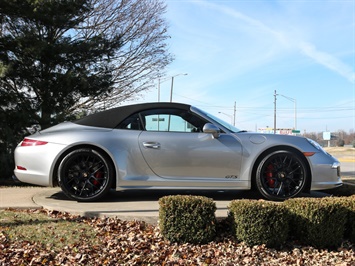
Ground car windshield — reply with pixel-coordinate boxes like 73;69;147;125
192;106;242;133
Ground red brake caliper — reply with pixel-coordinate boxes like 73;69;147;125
266;164;275;188
93;171;103;186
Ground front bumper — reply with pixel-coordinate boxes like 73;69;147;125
310;154;343;190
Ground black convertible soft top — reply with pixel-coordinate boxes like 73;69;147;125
74;102;192;128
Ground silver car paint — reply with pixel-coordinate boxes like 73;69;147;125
14;108;342;192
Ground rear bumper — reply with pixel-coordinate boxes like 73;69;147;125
14;142;66;187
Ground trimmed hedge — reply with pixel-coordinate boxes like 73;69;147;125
229;200;289;248
158;195;217;244
158;195;354;247
329;195;355;243
284;197;347;248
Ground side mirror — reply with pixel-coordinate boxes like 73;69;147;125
203;123;220;138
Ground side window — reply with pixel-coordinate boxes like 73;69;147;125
117;108;207;132
145;114;192;132
142;108;206;132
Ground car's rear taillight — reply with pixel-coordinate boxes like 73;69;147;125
21;138;48;146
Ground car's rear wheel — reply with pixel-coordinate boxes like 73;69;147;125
255;150;308;201
58;148;113;201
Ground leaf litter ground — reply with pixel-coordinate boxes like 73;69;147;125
0;208;354;265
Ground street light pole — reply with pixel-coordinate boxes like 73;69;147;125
170;73;188;102
157;78;161;102
169;76;174;102
279;94;297;130
156;76;172;102
274;90;277;134
219;112;234;125
233;101;236;126
218;102;236;126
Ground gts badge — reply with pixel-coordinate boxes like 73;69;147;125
225;175;238;179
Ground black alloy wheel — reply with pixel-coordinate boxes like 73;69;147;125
255;150;308;201
58;148;113;201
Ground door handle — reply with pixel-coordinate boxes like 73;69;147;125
142;142;161;149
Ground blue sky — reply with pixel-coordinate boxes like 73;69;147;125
138;0;355;133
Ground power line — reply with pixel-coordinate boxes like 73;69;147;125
174;93;354;112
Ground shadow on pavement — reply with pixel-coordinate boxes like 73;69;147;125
47;189;330;203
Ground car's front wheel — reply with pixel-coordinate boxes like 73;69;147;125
255;150;308;201
58;148;113;201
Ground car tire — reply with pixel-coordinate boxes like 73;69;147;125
58;148;114;202
255;149;308;201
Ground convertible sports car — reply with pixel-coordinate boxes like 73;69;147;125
14;102;342;202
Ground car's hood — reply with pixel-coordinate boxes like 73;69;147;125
234;131;305;141
232;131;317;151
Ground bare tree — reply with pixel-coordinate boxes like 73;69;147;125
72;0;173;113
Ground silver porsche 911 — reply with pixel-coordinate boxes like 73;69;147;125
14;102;342;202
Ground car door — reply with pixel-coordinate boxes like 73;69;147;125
137;109;243;179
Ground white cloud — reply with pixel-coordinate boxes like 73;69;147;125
299;42;355;83
199;1;286;44
197;0;355;84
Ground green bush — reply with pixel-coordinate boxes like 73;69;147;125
158;195;217;244
285;197;347;248
228;200;289;248
331;196;355;243
350;196;355;243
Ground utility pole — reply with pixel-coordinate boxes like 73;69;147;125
274;90;277;134
233;101;236;126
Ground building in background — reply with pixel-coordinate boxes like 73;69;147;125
258;127;300;135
